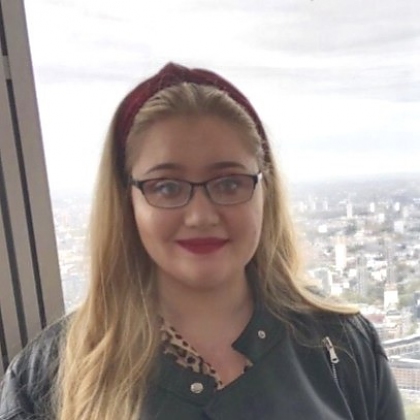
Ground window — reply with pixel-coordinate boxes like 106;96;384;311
24;0;420;415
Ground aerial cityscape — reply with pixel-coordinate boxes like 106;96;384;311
290;173;420;407
51;173;420;413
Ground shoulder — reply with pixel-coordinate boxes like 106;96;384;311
317;311;386;355
284;309;388;379
0;317;68;419
10;316;67;380
290;310;404;419
292;308;378;340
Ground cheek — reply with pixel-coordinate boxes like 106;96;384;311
249;194;265;248
250;210;264;246
250;189;264;231
132;199;181;250
229;198;264;247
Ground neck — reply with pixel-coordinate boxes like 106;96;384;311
157;272;253;340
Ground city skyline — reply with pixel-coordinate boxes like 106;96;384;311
53;172;420;404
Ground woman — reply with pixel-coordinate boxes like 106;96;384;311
0;63;404;419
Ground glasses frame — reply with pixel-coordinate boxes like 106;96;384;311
129;172;263;209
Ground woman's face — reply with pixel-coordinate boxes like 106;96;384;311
130;115;264;292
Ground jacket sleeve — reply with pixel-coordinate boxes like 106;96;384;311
375;351;405;420
0;363;36;420
373;332;405;419
0;320;64;420
356;315;406;420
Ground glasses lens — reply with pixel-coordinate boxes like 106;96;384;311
142;179;190;208
208;175;255;204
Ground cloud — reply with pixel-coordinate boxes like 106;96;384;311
25;0;420;103
24;0;420;185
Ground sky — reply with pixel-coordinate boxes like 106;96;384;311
23;0;420;193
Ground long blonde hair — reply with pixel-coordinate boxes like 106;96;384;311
56;82;356;420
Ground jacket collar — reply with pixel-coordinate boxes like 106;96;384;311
231;300;286;363
152;299;287;404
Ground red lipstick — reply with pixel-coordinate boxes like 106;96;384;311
176;238;228;254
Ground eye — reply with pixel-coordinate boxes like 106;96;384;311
212;176;244;194
145;180;184;197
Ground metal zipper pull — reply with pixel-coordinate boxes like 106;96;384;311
322;336;340;364
323;336;340;385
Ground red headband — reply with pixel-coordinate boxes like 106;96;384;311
114;63;268;149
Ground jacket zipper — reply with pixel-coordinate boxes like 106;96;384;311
322;336;340;385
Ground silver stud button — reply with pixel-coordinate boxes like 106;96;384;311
258;330;266;339
190;382;204;394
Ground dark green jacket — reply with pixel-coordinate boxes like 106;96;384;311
0;305;405;419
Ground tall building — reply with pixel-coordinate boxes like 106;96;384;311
313;268;332;296
346;202;353;219
356;255;368;298
386;241;396;285
376;213;386;224
393;220;405;234
335;236;347;271
384;284;399;311
384;241;399;311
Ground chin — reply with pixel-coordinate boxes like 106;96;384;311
177;266;240;290
157;258;246;290
185;278;231;292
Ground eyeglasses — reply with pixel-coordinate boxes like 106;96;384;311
129;172;262;209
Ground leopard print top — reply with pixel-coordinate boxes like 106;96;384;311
160;319;253;390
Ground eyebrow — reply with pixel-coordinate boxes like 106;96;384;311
208;161;248;171
144;161;248;175
144;163;183;174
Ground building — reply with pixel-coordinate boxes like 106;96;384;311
384;284;399;311
385;335;420;392
312;268;332;295
390;359;420;391
356;255;368;298
346;202;353;219
335;236;347;271
394;220;405;234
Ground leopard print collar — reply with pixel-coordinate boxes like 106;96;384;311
160;319;253;390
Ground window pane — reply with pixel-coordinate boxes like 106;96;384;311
25;0;420;414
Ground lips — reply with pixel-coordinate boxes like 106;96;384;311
176;237;229;254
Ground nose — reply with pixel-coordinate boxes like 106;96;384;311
183;186;220;228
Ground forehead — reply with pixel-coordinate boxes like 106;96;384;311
131;116;258;175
